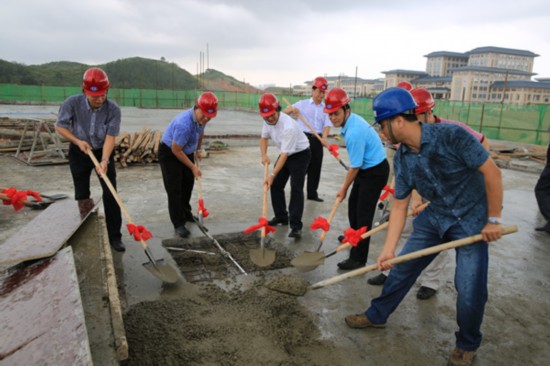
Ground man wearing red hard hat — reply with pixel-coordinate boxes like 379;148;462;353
158;92;218;238
55;67;125;252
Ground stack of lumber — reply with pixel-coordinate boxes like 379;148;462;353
114;128;161;167
490;143;548;165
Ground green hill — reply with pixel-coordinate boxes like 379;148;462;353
0;57;259;92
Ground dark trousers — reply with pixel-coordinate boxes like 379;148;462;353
535;161;550;221
305;133;324;199
68;143;122;242
271;148;311;230
158;142;195;228
348;159;390;263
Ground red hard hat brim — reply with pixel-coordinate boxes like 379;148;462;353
202;110;217;118
84;89;107;97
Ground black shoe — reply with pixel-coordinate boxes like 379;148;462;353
535;222;550;232
367;273;387;286
308;196;324;202
268;217;288;226
175;225;190;238
110;239;126;252
416;286;437;300
288;229;302;238
337;258;365;270
338;235;345;243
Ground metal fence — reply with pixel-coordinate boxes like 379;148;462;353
1;83;548;146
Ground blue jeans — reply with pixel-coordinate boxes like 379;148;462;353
365;212;489;351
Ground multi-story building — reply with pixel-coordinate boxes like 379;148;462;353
382;46;550;104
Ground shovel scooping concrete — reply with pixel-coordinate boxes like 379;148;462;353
249;163;276;267
291;197;342;272
292;202;430;272
88;151;180;283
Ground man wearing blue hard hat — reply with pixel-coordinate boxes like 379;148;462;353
344;87;504;366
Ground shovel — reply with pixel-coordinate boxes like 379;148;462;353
311;225;519;289
291;197;342;272
249;163;276;267
0;192;52;210
291;202;430;272
87;151;180;283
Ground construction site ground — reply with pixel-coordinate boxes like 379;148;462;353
1;105;549;365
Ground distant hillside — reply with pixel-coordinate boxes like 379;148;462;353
0;57;259;93
200;69;261;93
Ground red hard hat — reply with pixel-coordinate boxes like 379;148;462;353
258;93;280;117
323;88;350;113
196;92;218;118
410;88;435;114
82;67;110;96
313;77;328;91
396;81;412;91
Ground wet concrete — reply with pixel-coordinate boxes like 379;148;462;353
1;106;550;365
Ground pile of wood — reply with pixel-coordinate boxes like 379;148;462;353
490;143;548;165
114;128;161;167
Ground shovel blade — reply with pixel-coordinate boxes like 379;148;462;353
143;259;181;283
291;251;326;272
249;247;276;267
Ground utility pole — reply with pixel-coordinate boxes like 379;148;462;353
207;43;209;70
353;66;358;98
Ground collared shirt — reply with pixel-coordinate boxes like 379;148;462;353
292;98;333;134
434;115;485;143
394;123;490;237
161;108;205;155
56;94;121;149
261;112;310;155
341;113;386;170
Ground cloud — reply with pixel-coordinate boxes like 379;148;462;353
1;0;549;86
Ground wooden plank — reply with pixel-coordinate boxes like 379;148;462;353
0;246;92;365
0;198;100;266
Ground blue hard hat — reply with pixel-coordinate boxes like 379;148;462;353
372;87;418;123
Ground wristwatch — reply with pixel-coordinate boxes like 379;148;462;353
488;217;501;224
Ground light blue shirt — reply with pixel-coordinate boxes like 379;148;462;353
161;108;204;155
341;113;386;169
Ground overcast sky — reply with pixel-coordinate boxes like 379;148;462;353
2;0;549;87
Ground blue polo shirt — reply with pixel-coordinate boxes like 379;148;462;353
341;113;386;169
161;108;204;155
394;123;490;236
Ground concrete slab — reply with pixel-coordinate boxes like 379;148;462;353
1;108;549;365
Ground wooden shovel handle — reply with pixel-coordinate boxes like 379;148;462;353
87;150;147;250
261;162;269;239
319;198;342;242
282;97;349;170
312;225;518;289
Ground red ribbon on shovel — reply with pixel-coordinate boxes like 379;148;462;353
198;198;209;218
310;216;330;232
244;217;276;235
328;144;340;158
341;226;368;247
1;187;42;211
379;185;395;201
127;223;153;241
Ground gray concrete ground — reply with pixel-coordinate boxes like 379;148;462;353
1;106;550;365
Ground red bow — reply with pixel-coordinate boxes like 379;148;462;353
198;198;209;218
1;187;42;212
127;223;153;242
341;226;368;247
310;216;330;232
243;217;276;235
379;185;395;201
328;144;340;158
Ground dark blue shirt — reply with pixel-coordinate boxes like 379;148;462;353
161;108;204;155
56;94;121;149
394;123;490;237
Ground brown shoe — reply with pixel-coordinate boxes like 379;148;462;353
344;313;386;329
448;347;477;366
